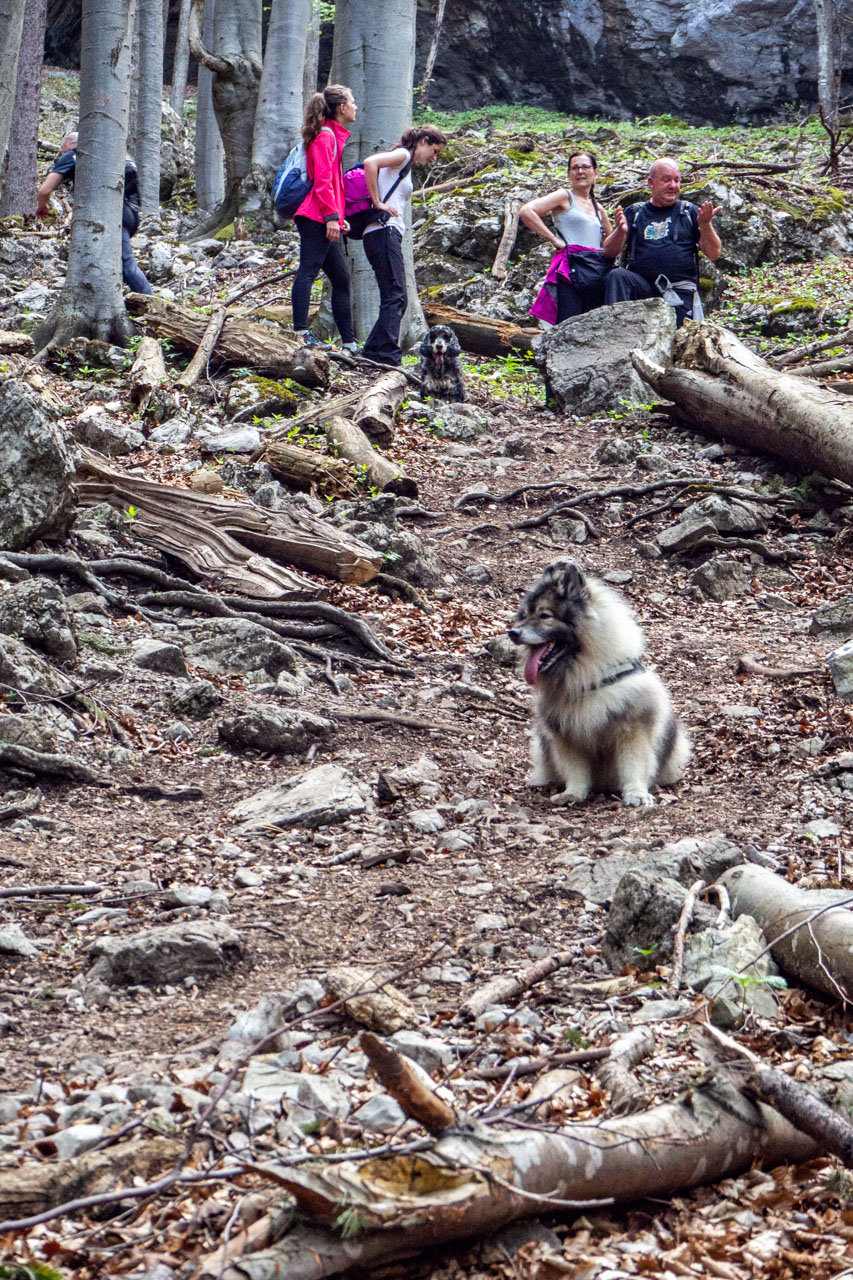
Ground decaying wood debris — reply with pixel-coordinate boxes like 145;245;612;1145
76;447;382;591
125;293;329;387
632;322;853;486
353;370;408;447
264;439;359;495
423;301;538;357
128;335;168;410
0;1137;181;1220
323;415;416;497
491;197;522;281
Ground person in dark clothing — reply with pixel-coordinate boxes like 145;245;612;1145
603;157;721;326
360;126;446;367
36;132;153;295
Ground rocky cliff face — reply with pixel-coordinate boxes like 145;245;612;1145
417;0;852;123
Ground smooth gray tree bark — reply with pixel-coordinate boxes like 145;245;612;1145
330;0;425;348
169;0;192;114
136;0;164;211
35;0;136;349
0;0;47;216
194;0;225;212
188;0;262;230
0;0;27;201
815;0;842;128
302;0;319;106
252;0;311;183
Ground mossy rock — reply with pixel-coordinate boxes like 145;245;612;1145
810;186;848;221
226;374;302;418
503;147;545;165
768;296;818;315
214;221;235;240
616;189;647;207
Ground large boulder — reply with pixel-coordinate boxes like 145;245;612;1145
0;580;77;662
0;380;77;549
87;921;243;987
534;299;676;414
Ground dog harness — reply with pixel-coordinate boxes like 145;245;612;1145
587;658;645;692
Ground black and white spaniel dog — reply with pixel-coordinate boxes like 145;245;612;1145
417;325;465;402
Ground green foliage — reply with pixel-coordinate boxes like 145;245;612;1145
563;1027;590;1048
0;1265;66;1280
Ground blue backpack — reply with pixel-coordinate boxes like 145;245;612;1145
272;127;336;219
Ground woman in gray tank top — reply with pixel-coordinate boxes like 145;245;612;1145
522;151;623;322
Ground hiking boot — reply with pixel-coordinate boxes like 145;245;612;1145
298;330;328;349
341;341;360;355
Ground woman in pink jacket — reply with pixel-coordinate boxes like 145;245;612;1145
292;84;358;352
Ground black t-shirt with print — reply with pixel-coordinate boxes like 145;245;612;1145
625;200;699;285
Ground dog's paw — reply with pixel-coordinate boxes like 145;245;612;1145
551;787;588;806
526;771;551;788
622;790;655;808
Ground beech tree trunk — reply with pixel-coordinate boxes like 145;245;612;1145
34;0;136;349
815;0;841;129
632;322;853;487
252;0;311;186
136;0;164;211
302;0;319;106
188;0;262;231
330;0;425;349
216;1090;818;1280
0;0;27;202
0;0;46;216
194;0;225;212
719;864;853;1002
168;0;192;114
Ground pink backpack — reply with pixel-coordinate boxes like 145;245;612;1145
343;154;412;240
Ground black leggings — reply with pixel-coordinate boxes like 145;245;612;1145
555;274;606;322
292;216;355;342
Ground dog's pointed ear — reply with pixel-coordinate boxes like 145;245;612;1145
548;558;586;603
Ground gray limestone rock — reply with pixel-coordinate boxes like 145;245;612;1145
602;869;715;971
169;680;224;720
218;706;333;754
197;426;262;455
389;1030;455;1073
690;557;752;602
0;634;75;696
0;380;77;550
230;763;372;832
73;406;145;455
827;639;853;701
183;619;300;683
87;921;243;986
682;913;781;1019
352;1093;406;1132
0;579;77;662
685;495;768;535
534;299;675;414
811;597;853;637
656;513;717;553
131;638;188;676
54;1123;107;1160
0;924;40;957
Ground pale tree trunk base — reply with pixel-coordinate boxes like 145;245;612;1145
34;298;134;353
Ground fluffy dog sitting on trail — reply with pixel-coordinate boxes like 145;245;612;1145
417;325;465;401
509;559;690;807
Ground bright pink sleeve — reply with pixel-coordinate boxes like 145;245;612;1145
308;130;340;221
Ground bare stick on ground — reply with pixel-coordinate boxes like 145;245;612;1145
458;950;574;1021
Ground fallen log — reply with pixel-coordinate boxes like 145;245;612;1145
323;415;417;497
0;1136;181;1221
265;440;358;495
422;301;539;357
719;864;853;1001
125;293;329;388
631;322;853;487
361;1032;456;1133
219;1086;818;1280
129;335;168;411
354;371;408;447
77;449;382;588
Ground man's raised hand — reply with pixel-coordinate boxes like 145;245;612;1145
697;200;722;229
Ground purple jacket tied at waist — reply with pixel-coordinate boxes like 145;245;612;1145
530;245;606;324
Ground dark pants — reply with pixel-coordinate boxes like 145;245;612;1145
555;274;606;322
122;228;152;294
604;267;693;327
292;216;354;342
363;227;406;365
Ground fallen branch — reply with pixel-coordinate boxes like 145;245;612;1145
596;1027;656;1115
354;371;408;448
668;879;705;996
458;950;574;1021
173;304;227;388
491;198;521;281
470;1047;610;1081
774;324;853;368
323;414;415;497
790;352;853;378
129;335;167;410
0;882;103;899
736;654;822;678
361;1032;456;1133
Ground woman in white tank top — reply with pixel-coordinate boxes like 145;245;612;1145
360;126;447;366
521;151;624;322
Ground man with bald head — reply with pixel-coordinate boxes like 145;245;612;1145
604;157;720;326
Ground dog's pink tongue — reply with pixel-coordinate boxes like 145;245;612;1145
524;644;548;686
